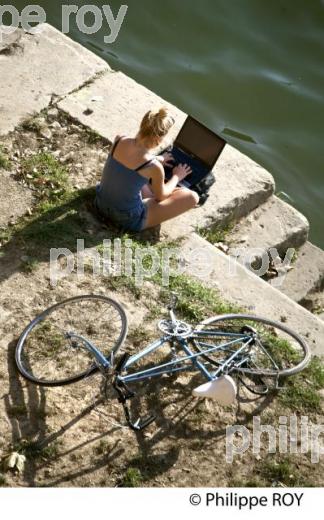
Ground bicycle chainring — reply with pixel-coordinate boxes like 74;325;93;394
158;319;192;338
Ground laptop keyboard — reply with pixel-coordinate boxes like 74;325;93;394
163;147;210;188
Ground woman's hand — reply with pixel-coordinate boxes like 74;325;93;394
156;152;174;167
172;163;192;182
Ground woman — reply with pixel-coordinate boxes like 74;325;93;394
95;107;199;232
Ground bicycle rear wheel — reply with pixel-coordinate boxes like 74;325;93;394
193;314;311;377
16;295;128;386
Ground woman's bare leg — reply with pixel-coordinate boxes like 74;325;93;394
142;188;199;229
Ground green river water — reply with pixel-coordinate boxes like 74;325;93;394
9;1;324;247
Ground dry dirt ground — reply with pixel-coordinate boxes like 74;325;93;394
0;110;323;488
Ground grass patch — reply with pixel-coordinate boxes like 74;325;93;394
14;440;61;461
97;235;239;321
258;456;310;486
20;152;69;204
0;187;95;256
20;256;39;274
0;144;10;169
0;226;12;245
120;467;143;487
197;222;233;244
260;332;301;371
97;234;239;321
105;274;143;299
145;304;163;321
291;249;298;264
85;128;106;145
160;274;239;322
128;326;153;348
279;356;324;413
19;115;43;133
231;455;312;487
94;439;111;456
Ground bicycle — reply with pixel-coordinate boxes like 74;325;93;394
15;294;311;431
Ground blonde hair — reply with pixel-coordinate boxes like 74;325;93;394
138;108;175;140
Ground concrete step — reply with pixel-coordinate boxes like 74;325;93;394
269;241;324;303
162;145;274;239
181;233;324;356
58;70;275;238
299;289;324;321
227;195;309;269
58;70;187;144
0;24;108;136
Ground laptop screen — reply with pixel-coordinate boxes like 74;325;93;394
174;116;226;170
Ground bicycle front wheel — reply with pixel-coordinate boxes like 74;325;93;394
16;295;128;386
193;314;311;377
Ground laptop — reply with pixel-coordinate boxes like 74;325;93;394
163;116;226;190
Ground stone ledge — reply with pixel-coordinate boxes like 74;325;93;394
0;24;109;136
269;241;324;302
162;147;274;239
58;70;187;143
181;233;324;355
301;290;324;321
227;195;309;267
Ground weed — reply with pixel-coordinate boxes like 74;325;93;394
230;477;261;487
85;128;106;145
20;257;39;274
4;188;93;257
94;439;110;456
15;440;60;461
258;456;310;486
0;226;12;245
145;304;163;321
19;115;43;133
120;467;143;487
291;249;298;264
279;356;324;413
0;145;10;169
197;222;233;244
105;274;142;299
20;152;69;203
160;274;239;322
128;326;152;348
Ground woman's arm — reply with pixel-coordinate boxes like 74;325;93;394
150;162;192;202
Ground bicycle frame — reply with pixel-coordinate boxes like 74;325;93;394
70;329;254;384
119;333;253;383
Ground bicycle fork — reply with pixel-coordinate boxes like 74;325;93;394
112;353;156;431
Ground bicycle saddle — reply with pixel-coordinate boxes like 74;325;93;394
192;375;237;405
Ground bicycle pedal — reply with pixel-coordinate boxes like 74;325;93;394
131;415;156;431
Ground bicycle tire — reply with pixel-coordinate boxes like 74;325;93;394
15;294;128;386
193;314;311;377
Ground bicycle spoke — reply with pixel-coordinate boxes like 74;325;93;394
16;295;127;385
194;314;310;377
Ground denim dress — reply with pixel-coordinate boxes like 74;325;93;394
96;138;155;232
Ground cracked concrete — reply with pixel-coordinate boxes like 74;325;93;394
0;24;109;136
